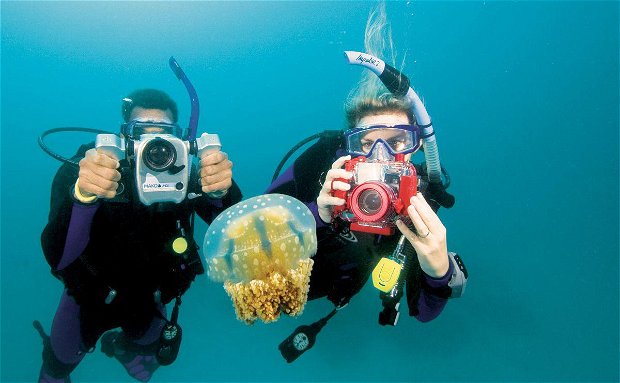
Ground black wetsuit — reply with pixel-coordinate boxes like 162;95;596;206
40;143;242;378
266;136;454;320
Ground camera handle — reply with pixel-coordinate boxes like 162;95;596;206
185;132;225;199
95;134;126;161
193;132;221;156
93;134;132;202
330;156;362;217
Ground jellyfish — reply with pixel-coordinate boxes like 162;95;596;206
204;194;317;324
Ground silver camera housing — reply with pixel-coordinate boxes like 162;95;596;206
95;132;220;205
134;134;190;205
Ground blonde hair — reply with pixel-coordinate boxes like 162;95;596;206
345;2;413;129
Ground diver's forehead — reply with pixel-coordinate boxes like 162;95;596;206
357;112;409;127
139;126;168;133
129;107;173;124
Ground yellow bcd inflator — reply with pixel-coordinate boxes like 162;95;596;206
372;235;410;293
372;257;402;292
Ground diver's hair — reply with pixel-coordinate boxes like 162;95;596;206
346;94;414;129
122;88;178;123
344;1;413;129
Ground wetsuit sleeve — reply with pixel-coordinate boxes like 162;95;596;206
193;180;243;224
267;133;347;229
267;165;327;228
266;165;296;195
41;153;100;272
408;260;453;322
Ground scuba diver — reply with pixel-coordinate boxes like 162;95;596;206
268;3;467;363
36;58;242;382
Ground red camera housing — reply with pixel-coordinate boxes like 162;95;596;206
332;155;417;235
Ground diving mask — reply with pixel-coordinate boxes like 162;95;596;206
345;124;421;160
121;120;184;140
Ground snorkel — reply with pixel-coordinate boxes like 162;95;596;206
168;56;220;160
169;56;199;142
344;51;442;185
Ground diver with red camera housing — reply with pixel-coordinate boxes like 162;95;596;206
268;4;467;363
270;55;467;361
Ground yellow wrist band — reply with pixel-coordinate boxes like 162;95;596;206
74;181;98;203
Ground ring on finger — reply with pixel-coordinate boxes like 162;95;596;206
418;230;430;238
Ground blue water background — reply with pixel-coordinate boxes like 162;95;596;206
1;1;618;382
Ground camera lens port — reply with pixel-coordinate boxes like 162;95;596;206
349;182;395;222
143;138;177;172
358;189;383;215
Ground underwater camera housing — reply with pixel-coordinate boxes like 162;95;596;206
95;132;220;205
332;155;417;235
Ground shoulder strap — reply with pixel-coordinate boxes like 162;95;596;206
292;134;343;202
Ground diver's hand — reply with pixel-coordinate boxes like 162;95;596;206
199;149;233;198
316;155;352;223
395;192;450;278
77;148;121;199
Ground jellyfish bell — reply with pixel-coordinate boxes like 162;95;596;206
203;194;317;324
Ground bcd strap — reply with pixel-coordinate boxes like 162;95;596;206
292;133;344;203
156;297;183;366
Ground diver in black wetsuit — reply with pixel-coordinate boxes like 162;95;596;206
269;98;467;363
269;3;467;363
37;88;242;382
267;124;461;321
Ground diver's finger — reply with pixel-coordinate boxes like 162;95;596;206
331;155;351;169
411;193;444;234
405;203;431;239
202;179;232;194
80;160;121;184
330;180;351;192
77;176;117;199
91;149;120;168
82;152;120;179
111;170;122;182
201;159;233;177
323;169;353;187
76;177;97;198
317;195;346;207
79;170;118;195
201;169;233;187
89;165;121;183
395;220;418;243
200;150;226;166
